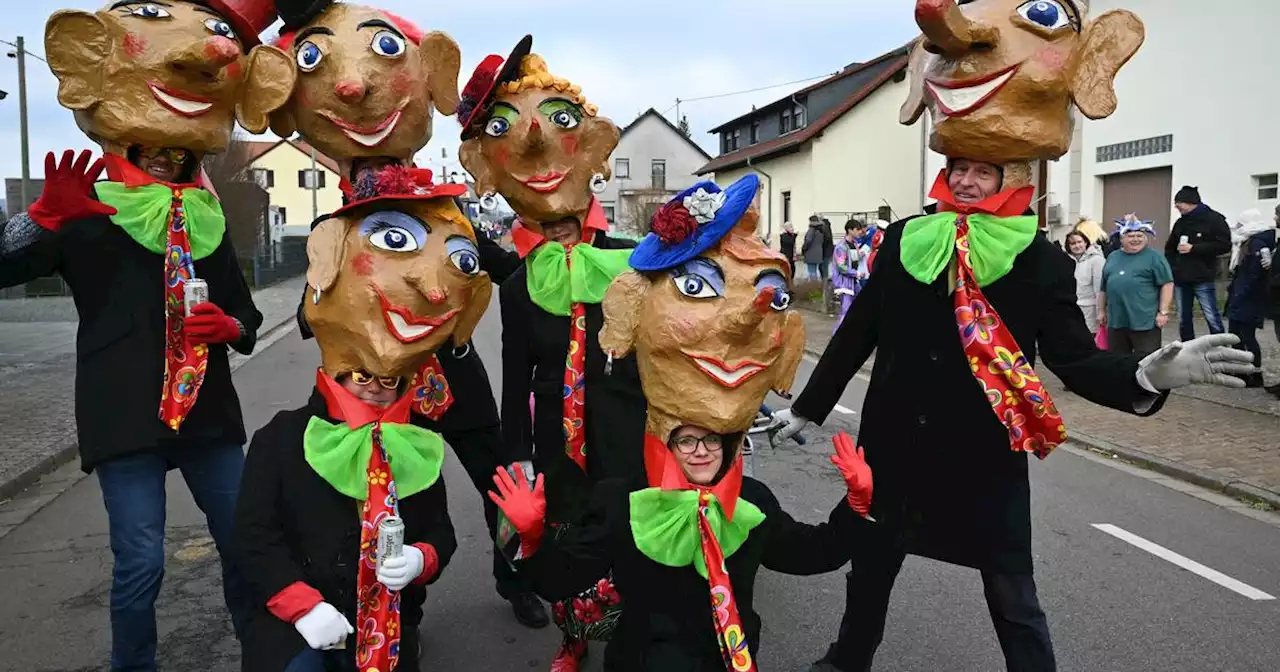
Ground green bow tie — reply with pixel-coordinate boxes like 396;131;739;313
629;488;766;579
899;212;1039;288
526;242;634;316
94;182;226;260
303;417;444;501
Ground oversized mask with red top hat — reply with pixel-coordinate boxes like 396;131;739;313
269;0;462;183
43;0;295;158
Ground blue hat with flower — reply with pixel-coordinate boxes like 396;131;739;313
629;174;760;272
1114;214;1156;237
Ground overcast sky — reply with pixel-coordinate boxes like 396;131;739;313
0;0;920;185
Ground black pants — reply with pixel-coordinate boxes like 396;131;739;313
1107;327;1162;358
444;424;531;597
829;549;1056;672
1229;320;1263;369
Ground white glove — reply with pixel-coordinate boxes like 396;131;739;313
294;602;354;650
377;544;425;592
773;408;810;441
1135;334;1259;392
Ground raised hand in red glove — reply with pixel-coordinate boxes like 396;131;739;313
488;465;546;557
185;303;242;345
830;431;873;517
28;150;117;232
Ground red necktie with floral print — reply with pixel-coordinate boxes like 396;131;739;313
407;355;455;420
562;245;588;471
356;426;401;672
952;216;1066;458
159;189;208;430
697;489;758;672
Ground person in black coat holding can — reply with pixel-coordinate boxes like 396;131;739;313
1166;185;1232;341
776;3;1258;671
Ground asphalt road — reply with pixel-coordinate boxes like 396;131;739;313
1;302;1278;671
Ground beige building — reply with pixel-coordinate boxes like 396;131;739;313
697;45;923;250
243;139;343;233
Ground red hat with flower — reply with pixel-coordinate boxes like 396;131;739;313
330;165;467;219
457;34;533;139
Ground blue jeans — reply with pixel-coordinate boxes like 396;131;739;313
1175;282;1224;341
97;443;248;671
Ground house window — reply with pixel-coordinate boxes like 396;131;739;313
1255;173;1278;200
277;207;287;223
252;168;274;188
792;103;806;129
780;109;792;134
615;158;630;179
782;190;792;224
749;121;759;145
651;159;666;191
298;169;326;189
603;204;616;223
725;129;741;152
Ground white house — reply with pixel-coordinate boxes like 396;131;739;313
697;45;922;248
599;108;713;236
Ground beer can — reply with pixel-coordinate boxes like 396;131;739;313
1179;235;1190;247
377;516;405;567
1260;248;1273;267
184;279;209;317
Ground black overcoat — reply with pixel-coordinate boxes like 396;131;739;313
793;215;1167;573
521;476;863;671
234;390;457;672
498;234;648;523
0;211;262;471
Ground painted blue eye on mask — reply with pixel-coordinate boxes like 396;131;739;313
755;272;791;312
359;211;429;253
446;236;481;276
670;258;725;299
1018;0;1074;31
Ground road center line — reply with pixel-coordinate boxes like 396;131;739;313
833;404;856;415
1091;523;1276;601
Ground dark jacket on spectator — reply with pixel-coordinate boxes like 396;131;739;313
1166;204;1231;284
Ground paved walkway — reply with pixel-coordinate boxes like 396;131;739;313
0;275;306;501
800;307;1280;507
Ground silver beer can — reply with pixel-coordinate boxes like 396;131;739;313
377;516;405;567
184;278;209;317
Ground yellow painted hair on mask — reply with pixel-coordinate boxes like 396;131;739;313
499;54;599;117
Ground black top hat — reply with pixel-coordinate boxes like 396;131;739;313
274;0;335;33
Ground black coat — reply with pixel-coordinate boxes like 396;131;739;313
779;231;797;261
793;214;1167;573
499;233;648;523
521;476;862;671
234;390;457;672
1165;205;1231;284
1227;230;1276;326
0;212;262;471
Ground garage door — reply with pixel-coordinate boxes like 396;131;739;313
1101;167;1174;240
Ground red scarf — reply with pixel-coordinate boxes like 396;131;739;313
931;171;1065;458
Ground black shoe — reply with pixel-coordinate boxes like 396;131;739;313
1266;383;1280;398
508;591;549;628
1245;373;1265;389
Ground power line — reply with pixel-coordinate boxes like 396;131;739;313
1;39;48;64
679;72;838;104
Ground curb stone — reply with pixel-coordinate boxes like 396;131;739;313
800;346;1280;512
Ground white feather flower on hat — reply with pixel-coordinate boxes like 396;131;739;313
682;188;727;225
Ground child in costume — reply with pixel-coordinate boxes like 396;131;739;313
458;35;647;670
489;175;875;671
773;2;1257;670
270;0;548;627
0;2;294;668
831;220;865;332
234;170;489;672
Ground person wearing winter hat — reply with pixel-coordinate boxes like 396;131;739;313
0;2;295;668
1167;185;1232;341
1225;208;1277;388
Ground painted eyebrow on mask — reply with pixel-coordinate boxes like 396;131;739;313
295;26;334;43
110;0;173;9
356;19;405;40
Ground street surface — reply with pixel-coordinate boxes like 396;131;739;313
1;298;1278;671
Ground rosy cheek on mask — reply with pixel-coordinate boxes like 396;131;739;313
391;69;413;96
351;252;375;276
560;135;579;156
1033;46;1068;73
124;32;147;58
225;61;243;81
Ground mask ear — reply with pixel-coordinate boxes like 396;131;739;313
420;31;461;116
45;10;110;110
771;311;805;396
899;37;930;125
1070;10;1145;120
237;45;297;133
306;218;347;292
581;116;621;178
599;270;649;359
450;280;491;347
458;139;495;195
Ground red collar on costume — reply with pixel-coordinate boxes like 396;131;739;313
511;198;610;258
315;369;413;429
928;168;1034;218
103;153;217;193
643;433;744;520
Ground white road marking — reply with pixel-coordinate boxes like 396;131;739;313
833;404;856;415
1091;523;1276;601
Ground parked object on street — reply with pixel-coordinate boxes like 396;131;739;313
1166;185;1231;341
1099;218;1174;358
1225;208;1276;388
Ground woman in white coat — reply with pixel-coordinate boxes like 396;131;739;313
1066;230;1106;334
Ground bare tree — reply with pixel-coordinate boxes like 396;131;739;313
619;191;666;238
202;137;268;269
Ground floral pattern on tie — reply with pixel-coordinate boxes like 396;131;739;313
159;191;208;430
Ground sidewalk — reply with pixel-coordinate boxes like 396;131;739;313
799;307;1280;509
0;275;307;502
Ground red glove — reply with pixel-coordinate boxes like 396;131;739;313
28;150;117;232
487;465;546;557
185;303;241;345
830;432;873;517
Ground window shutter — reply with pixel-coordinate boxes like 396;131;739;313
267;171;275;188
298;170;306;188
317;171;326;189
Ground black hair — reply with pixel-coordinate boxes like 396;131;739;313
845;219;867;233
127;145;197;182
667;430;745;485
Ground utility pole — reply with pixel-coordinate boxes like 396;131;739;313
309;145;319;222
15;36;30;210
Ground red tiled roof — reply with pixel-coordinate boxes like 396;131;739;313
697;48;910;175
243;138;342;176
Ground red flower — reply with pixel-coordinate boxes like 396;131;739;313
551;601;568;624
595;578;620;606
650;201;698;244
572;596;603;624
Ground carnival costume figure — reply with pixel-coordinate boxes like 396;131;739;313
772;2;1259;670
269;0;548;627
0;1;296;668
457;35;649;670
234;169;488;672
489;174;877;671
